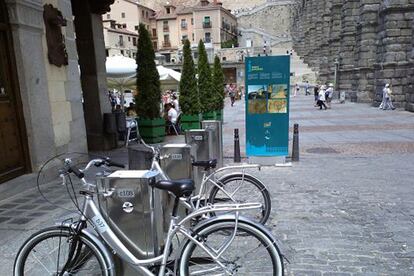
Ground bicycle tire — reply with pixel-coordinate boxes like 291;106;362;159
179;219;284;275
14;226;110;276
208;173;271;225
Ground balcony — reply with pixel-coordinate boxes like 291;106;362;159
162;41;171;48
203;21;212;28
163;26;169;32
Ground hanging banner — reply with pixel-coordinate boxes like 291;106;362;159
245;55;290;157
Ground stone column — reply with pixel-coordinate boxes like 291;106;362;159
5;0;56;170
354;0;380;103
72;0;113;150
374;1;414;109
408;8;414;111
319;0;333;83
328;0;342;89
338;0;360;101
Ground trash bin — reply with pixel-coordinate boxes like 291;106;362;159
97;170;171;275
201;120;223;168
185;129;213;192
128;144;154;170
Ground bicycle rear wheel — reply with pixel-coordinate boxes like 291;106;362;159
179;220;283;275
14;226;110;276
208;173;271;225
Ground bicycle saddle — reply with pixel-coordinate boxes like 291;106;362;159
192;159;217;170
152;179;195;197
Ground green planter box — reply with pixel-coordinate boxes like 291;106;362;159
214;110;223;122
202;111;216;120
181;114;200;131
138;117;165;144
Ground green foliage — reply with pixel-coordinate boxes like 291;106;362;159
197;40;214;113
179;39;200;115
135;24;161;119
221;38;238;49
212;55;225;110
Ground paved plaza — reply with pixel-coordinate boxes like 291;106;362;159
1;95;414;275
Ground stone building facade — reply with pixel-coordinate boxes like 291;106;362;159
291;0;414;111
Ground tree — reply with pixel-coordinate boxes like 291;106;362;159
197;40;214;113
212;55;225;110
179;39;200;115
135;23;161;119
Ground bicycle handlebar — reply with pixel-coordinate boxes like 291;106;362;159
62;157;125;179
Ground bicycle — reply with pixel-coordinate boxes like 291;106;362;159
14;158;284;275
141;139;272;225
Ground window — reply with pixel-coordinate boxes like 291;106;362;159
152;28;157;37
163;21;169;32
205;32;211;43
106;14;110;19
146;11;149;18
105;49;109;57
133;37;137;46
142;10;145;17
119;35;124;46
153;41;157;50
191;18;194;25
181;19;187;29
203;16;211;28
128;36;131;42
164;34;170;42
121;12;125;18
182;35;188;42
192;33;194;41
166;7;170;14
122;23;127;28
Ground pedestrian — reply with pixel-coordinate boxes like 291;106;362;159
381;83;396;110
229;83;236;106
305;81;310;95
317;85;327;110
164;103;178;135
108;91;116;111
314;84;319;105
325;83;334;108
294;83;299;97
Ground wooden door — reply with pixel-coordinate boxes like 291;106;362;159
0;3;30;183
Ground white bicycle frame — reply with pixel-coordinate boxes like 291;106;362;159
151;151;261;212
78;191;262;276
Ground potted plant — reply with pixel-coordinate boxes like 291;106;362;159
197;40;215;120
179;39;201;130
135;24;165;143
212;55;225;121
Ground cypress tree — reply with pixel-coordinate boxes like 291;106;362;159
179;39;200;115
135;23;161;119
197;40;213;113
212;55;225;111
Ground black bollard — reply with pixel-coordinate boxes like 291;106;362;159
234;129;241;163
292;123;299;162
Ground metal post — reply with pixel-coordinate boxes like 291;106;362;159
334;58;340;99
234;129;241;163
292;124;299;162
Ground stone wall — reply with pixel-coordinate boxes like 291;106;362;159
291;0;414;111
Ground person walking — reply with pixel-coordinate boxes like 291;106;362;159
228;83;236;106
317;85;327;110
305;81;310;95
314;84;320;106
325;83;334;108
381;83;396;110
294;84;299;97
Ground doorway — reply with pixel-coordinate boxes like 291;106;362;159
0;2;30;183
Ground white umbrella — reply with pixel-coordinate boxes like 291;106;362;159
105;56;182;99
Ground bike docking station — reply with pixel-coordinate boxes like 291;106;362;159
97;170;167;276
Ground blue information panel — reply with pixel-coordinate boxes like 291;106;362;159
245;56;290;156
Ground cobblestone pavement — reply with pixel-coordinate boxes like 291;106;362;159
1;94;414;275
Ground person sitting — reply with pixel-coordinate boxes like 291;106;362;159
164;103;178;135
126;103;137;117
172;94;180;113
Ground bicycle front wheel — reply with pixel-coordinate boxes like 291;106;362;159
209;173;271;225
179;220;283;275
14;226;110;276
